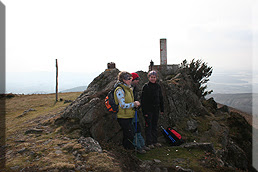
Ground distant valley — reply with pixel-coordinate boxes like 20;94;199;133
206;93;258;115
6;71;99;94
60;86;87;93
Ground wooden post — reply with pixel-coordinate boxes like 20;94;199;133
56;59;58;102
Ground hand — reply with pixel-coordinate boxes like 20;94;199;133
134;101;140;107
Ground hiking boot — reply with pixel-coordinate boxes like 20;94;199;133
142;146;151;151
137;149;146;154
154;143;162;147
147;144;155;149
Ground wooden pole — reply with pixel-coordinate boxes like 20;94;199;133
56;59;58;102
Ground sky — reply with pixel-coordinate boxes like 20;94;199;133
1;0;258;93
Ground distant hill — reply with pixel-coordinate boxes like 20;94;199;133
60;86;87;93
6;71;99;94
206;93;258;115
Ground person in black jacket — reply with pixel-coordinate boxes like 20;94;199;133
141;70;164;149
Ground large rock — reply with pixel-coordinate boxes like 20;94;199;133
58;68;254;171
61;69;121;143
159;74;210;128
61;69;211;143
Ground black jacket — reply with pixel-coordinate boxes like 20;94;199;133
132;85;139;101
141;81;164;115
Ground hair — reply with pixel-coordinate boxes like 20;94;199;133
147;70;158;78
118;71;132;82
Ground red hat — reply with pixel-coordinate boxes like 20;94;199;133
131;73;139;81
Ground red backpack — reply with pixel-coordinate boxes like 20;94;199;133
167;127;182;140
165;127;183;146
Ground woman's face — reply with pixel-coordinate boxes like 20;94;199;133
123;77;133;86
149;75;157;83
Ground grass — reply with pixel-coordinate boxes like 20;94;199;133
136;145;246;172
5;92;82;170
5;92;80;137
86;152;122;172
137;146;209;171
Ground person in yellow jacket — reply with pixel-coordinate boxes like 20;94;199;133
114;71;140;149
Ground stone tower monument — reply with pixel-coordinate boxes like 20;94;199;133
149;38;179;75
160;38;167;65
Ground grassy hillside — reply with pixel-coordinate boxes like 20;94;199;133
5;92;84;171
6;93;81;136
4;92;128;171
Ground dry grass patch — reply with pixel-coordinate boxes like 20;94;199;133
41;162;75;171
5;92;82;170
62;142;83;152
5;92;81;136
40;158;76;171
86;152;122;172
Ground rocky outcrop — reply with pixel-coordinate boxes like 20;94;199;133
160;79;210;128
61;69;122;143
59;68;254;171
60;68;209;142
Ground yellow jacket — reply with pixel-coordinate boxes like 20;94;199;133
114;84;135;119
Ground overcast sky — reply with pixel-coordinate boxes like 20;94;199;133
3;0;256;74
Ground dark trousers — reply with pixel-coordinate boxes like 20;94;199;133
144;109;159;145
117;118;134;150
